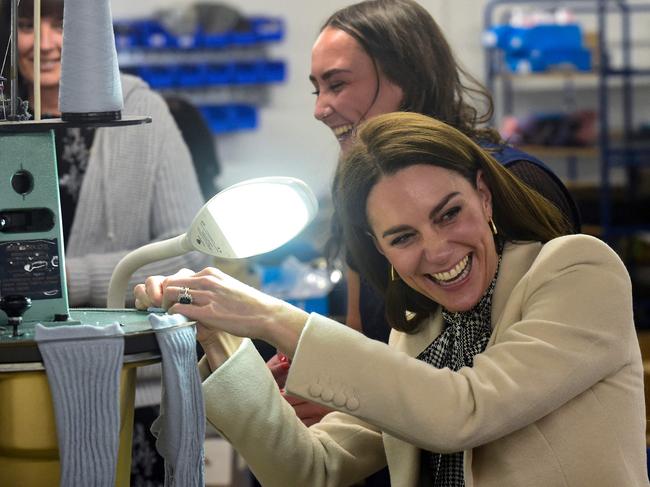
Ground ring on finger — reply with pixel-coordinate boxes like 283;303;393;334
178;286;193;305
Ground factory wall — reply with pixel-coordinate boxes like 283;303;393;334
111;0;485;200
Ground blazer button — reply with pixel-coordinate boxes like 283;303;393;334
346;397;359;411
333;391;347;407
321;387;334;402
309;383;323;397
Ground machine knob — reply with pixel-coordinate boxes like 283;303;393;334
11;169;34;195
0;295;32;337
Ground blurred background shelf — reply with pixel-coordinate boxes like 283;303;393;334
484;0;650;328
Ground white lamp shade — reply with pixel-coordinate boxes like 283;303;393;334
107;176;318;308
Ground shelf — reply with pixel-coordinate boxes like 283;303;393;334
496;70;597;80
516;144;599;158
493;70;650;90
117;47;269;68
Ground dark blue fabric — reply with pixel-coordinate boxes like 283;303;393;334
483;142;581;230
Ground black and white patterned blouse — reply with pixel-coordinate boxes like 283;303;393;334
54;126;96;245
416;254;502;486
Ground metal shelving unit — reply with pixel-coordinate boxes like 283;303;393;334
484;0;650;326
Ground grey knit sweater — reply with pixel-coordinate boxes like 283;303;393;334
65;74;211;307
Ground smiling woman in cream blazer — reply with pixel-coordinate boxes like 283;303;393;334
136;113;647;486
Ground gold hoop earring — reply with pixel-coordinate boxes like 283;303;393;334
488;218;498;236
390;265;399;281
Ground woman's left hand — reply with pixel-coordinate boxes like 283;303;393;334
134;267;309;357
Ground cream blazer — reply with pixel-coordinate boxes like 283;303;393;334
201;235;648;486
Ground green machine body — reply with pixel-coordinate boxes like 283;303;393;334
0;130;70;325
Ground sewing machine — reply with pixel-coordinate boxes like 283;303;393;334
0;1;160;484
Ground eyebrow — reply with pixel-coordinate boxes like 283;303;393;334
309;68;352;84
381;192;460;238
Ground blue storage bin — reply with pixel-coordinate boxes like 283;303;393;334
138;65;179;89
177;64;207;87
140;20;177;49
206;63;236;85
231;104;257;130
250;16;285;42
509;24;583;52
202;30;232;48
231;28;258;46
113;19;146;50
175;31;203;50
233;61;262;84
199;104;258;133
482;24;515;51
199;105;231;132
260;61;286;83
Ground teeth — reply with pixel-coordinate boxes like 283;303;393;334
332;124;353;137
431;255;469;282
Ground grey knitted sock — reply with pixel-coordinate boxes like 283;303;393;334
149;313;205;486
34;323;125;487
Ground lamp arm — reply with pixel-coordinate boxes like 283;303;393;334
106;233;192;308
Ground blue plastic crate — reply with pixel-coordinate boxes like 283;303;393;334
140;20;177;49
202;30;233;48
113;19;147;50
260;61;286;83
175;33;202;50
233;61;262;84
177;64;207;87
138;65;179;89
231;105;257;130
199;105;231;132
509;24;583;52
199;104;258;133
482;24;515;51
250;16;285;42
206;63;236;85
230;28;258;46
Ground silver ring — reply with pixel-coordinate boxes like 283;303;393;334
178;286;193;305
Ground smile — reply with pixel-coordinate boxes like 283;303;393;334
332;123;354;141
427;254;471;286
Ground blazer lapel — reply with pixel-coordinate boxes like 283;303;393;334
385;312;445;485
490;241;542;340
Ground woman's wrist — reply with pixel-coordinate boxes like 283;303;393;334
261;301;310;359
203;341;230;372
198;329;245;372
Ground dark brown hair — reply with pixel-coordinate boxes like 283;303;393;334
321;0;498;142
17;0;64;20
333;112;572;333
322;0;503;263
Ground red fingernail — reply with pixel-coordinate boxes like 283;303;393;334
278;353;288;363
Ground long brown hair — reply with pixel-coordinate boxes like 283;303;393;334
321;0;498;142
322;0;502;263
332;112;572;333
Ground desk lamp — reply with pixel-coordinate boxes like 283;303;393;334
107;176;318;308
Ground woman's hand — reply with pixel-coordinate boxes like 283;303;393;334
267;353;291;388
134;267;309;357
134;268;195;310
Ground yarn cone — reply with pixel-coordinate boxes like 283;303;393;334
59;0;123;121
